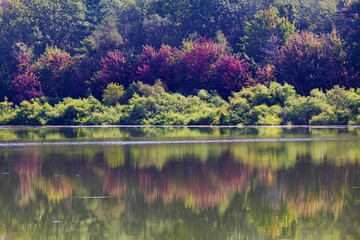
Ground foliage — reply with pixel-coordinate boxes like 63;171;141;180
1;0;360;118
275;31;352;95
9;43;42;104
120;89;226;125
97;39;253;98
285;0;341;33
211;54;251;98
175;38;227;93
228;82;296;125
136;45;179;86
2;82;360;126
166;38;253;97
241;7;295;63
92;49;133;99
10;71;42;104
102;83;124;106
339;0;360;74
35;46;75;98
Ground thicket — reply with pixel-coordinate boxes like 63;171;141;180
1;81;360;126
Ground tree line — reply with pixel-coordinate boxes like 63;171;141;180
1;0;360;112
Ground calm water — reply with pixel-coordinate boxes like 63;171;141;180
1;126;360;239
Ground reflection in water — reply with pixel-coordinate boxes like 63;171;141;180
0;127;360;239
101;157;250;210
0;137;358;146
13;149;42;205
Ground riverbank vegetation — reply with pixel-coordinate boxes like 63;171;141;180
1;0;360;125
1;81;360;125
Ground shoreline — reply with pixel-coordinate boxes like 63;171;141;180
1;125;360;129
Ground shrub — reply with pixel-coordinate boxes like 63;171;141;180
82;105;122;125
121;90;224;125
246;104;283;125
121;80;166;104
228;97;251;125
2;82;360;126
284;89;330;125
10;100;52;125
309;108;339;125
231;82;296;107
102;83;125;106
0;98;15;124
47;96;104;125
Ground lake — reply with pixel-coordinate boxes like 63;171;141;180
0;126;360;239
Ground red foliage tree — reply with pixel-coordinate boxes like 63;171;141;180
212;55;251;97
10;71;42;104
256;65;276;83
35;47;74;98
135;38;253;97
9;44;42;103
177;38;226;93
275;31;355;95
136;45;179;85
93;49;133;98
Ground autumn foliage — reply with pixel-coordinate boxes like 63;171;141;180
35;47;74;98
136;45;179;85
275;31;355;95
211;54;251;97
93;38;252;98
92;50;133;99
10;45;42;104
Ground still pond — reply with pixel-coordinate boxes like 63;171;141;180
0;126;360;239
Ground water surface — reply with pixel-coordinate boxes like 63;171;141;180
0;126;360;239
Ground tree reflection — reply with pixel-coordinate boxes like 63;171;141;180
13;149;42;205
1;127;360;238
102;156;251;210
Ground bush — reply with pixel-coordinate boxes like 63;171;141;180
232;82;296;107
47;96;105;125
1;82;360;126
283;92;330;125
102;83;125;106
247;104;283;125
228;97;251;125
120;90;225;125
121;80;166;104
9;100;52;125
0;98;15;124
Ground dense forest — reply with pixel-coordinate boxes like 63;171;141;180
1;0;360;124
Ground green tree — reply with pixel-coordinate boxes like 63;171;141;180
277;0;341;33
241;7;295;64
102;82;124;106
339;0;360;74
